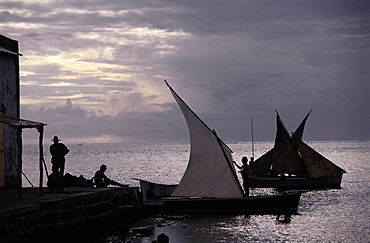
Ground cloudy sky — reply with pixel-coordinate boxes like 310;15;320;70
1;0;369;144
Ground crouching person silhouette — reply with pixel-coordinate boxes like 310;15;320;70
93;164;126;187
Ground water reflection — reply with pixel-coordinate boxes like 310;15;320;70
21;141;370;242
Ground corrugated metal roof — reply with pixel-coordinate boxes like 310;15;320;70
0;115;45;128
0;46;22;56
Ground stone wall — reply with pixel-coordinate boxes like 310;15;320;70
0;187;141;243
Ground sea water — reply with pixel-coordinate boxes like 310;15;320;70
22;141;370;242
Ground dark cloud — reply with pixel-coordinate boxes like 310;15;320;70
2;0;368;143
21;98;188;144
22;32;40;38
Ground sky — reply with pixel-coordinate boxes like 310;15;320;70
1;0;369;144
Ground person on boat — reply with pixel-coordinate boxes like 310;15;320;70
146;185;157;199
276;191;291;222
50;136;69;191
233;156;251;197
249;157;256;178
280;169;287;180
93;164;125;187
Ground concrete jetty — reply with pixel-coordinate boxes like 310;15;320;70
0;187;142;242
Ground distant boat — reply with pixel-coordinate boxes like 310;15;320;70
134;81;301;215
250;110;346;189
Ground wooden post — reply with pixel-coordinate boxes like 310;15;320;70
17;127;22;200
251;117;254;159
38;126;44;196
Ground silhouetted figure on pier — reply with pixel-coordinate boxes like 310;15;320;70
49;136;69;191
93;164;126;187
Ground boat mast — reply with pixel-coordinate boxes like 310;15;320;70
213;129;245;197
251;117;254;159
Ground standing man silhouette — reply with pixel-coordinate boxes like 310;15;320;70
50;136;69;189
233;156;251;197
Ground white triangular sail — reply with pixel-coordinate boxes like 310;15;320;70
166;81;244;198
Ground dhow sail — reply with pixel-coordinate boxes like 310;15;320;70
292;110;345;178
165;81;244;198
293;109;312;142
253;109;345;179
298;140;346;178
271;111;307;177
253;112;307;177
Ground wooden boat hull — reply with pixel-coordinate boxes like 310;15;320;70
250;173;343;189
142;192;301;215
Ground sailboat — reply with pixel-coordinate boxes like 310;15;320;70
250;110;346;189
134;81;301;214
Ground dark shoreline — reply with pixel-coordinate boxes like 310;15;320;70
0;187;143;243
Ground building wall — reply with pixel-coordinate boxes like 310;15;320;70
0;120;4;187
0;34;21;188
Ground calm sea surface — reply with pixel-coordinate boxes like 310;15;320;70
22;141;370;242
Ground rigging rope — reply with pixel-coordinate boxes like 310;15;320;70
0;138;36;190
